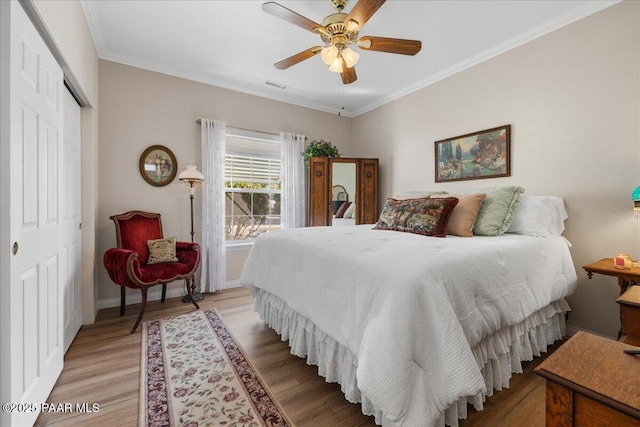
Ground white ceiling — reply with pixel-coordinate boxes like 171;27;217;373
81;0;618;117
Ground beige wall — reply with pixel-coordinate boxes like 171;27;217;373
29;0;100;323
351;1;640;338
97;61;351;307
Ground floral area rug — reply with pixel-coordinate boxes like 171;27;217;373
140;309;293;427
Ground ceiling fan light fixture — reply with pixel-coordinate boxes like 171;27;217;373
321;45;339;66
328;57;343;73
264;0;422;84
342;47;359;68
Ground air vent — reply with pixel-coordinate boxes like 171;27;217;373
265;80;287;90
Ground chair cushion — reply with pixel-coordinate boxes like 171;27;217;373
139;262;193;283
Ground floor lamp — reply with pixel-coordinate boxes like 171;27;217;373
179;165;205;302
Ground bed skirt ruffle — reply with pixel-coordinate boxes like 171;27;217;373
248;285;569;427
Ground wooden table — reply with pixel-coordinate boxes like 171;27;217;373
535;331;640;426
617;286;640;346
583;258;640;296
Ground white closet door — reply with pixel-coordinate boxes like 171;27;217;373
1;2;65;426
62;88;82;353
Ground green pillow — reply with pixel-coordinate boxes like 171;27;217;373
455;186;524;236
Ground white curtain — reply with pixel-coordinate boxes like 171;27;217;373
280;132;306;229
201;119;226;292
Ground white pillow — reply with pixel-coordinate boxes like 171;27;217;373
343;202;356;219
507;195;568;237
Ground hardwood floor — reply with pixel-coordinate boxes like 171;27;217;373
36;287;560;426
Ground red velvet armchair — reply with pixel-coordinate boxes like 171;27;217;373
103;211;200;333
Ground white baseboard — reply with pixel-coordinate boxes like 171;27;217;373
97;287;185;310
97;281;243;310
225;280;241;288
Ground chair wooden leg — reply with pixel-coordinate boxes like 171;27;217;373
120;286;126;316
131;288;148;334
161;283;167;303
185;278;199;310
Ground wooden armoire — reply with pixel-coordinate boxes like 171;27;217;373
308;157;379;226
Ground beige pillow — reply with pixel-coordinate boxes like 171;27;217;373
147;237;178;264
431;194;487;237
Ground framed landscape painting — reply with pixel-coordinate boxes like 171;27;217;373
435;124;511;183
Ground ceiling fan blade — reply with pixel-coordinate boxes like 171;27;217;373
274;46;323;70
344;0;386;31
262;2;328;35
341;61;357;84
357;36;422;55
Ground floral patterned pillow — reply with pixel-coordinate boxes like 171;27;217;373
147;237;179;264
374;197;459;237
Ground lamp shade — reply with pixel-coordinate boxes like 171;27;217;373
321;45;339;66
633;186;640;201
341;47;360;68
179;165;204;185
328;57;343;73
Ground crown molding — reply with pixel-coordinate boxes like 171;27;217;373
350;0;620;117
80;1;107;58
80;0;619;119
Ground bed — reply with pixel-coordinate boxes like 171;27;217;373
239;189;578;427
331;216;356;226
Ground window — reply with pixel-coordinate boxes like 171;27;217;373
225;129;281;244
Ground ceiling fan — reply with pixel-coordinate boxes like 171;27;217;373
263;0;421;84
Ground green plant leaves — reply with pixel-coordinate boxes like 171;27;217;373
301;139;341;164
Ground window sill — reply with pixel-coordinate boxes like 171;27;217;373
226;241;254;251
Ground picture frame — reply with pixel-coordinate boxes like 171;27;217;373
435;124;510;183
139;145;177;187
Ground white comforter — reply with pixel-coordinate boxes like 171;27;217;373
239;225;577;426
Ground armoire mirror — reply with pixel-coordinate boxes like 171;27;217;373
308;157;378;227
331;184;347;215
331;161;356;225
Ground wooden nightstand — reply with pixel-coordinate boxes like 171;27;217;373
583;258;640;296
583;258;640;339
535;331;640;426
617;286;640;346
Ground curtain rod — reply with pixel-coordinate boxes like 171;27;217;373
195;119;279;137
